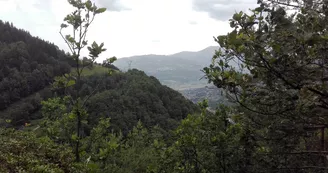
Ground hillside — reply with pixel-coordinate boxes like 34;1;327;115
83;69;199;134
179;85;232;109
114;46;235;109
0;20;198;132
0;20;75;127
0;20;71;110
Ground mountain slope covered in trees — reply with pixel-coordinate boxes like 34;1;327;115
81;69;199;134
0;20;72;110
0;19;198;134
114;46;230;109
0;20;75;127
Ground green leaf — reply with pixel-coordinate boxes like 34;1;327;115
87;163;99;170
65;35;75;43
67;79;76;87
82;120;88;125
232;12;243;21
85;0;92;10
108;69;113;75
71;134;78;141
91;41;98;48
219;60;224;67
64;14;73;22
254;7;264;12
61;23;68;28
69;113;76;119
95;8;106;14
108;56;117;63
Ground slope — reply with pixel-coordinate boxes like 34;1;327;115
113;46;235;109
81;69;199;134
0;21;199;132
0;20;74;126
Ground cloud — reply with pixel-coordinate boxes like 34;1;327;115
0;0;234;59
188;20;198;25
32;0;51;10
192;0;257;21
151;40;161;43
95;0;130;11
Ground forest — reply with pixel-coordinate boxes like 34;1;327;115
1;0;328;172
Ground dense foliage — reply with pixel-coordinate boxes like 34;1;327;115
0;20;71;111
0;20;73;127
203;0;328;172
0;128;82;172
84;69;199;134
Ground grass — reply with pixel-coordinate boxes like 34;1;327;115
71;65;110;76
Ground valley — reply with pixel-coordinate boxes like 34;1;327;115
114;46;228;109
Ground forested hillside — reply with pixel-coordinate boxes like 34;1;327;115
0;20;71;110
84;69;198;134
0;22;197;133
114;46;231;110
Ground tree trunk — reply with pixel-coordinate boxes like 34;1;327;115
75;110;81;162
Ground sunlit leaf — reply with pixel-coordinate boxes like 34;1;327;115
67;79;76;87
95;8;106;14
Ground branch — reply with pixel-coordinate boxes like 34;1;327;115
78;14;96;76
266;0;324;14
82;75;105;108
59;28;74;54
267;0;302;8
230;89;294;116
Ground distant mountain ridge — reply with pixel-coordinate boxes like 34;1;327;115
113;46;232;109
114;46;219;90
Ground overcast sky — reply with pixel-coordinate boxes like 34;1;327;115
0;0;257;60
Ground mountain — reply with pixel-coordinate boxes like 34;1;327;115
84;69;199;134
0;20;199;132
114;46;234;109
0;20;74;126
114;46;219;90
0;21;72;110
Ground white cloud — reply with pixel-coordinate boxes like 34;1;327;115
95;0;130;11
0;0;242;61
192;0;258;20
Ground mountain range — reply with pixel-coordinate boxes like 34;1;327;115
114;46;233;108
114;46;219;90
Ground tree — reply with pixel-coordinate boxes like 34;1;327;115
149;101;250;173
203;0;328;171
48;0;117;162
0;128;84;172
0;20;75;124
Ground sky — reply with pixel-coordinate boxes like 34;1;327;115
0;0;258;61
